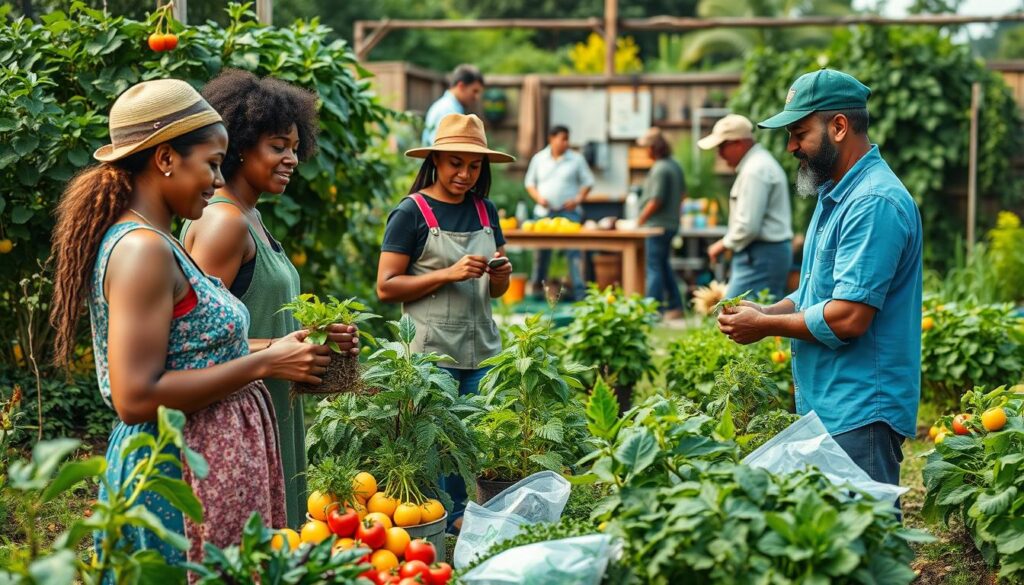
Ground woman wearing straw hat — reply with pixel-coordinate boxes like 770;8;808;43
180;69;359;529
49;79;331;567
377;113;514;528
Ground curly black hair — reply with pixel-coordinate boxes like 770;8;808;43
201;68;319;180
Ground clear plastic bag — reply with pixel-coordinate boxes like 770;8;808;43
459;534;620;585
742;411;908;505
453;471;571;569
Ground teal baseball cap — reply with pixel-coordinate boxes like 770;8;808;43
758;68;871;129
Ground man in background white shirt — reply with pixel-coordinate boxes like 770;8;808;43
524;125;595;300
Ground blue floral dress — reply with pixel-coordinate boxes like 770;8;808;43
89;222;286;569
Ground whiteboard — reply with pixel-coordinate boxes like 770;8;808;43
549;89;608;145
608;86;652;139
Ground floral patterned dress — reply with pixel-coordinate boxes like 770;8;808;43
89;222;286;569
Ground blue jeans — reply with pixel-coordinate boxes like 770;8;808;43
833;421;905;512
439;366;490;529
645;229;683;312
532;210;585;300
726;240;792;302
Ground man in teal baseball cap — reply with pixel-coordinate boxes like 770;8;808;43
718;68;924;510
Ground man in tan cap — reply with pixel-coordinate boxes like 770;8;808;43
699;114;793;301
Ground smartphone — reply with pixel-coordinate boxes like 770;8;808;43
487;257;510;269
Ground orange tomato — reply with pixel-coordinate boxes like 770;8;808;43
418;499;445;523
982;407;1007;432
366;512;394;531
393;502;422;527
353;472;378;499
307;491;335;521
371;549;400;571
300;519;331;544
384;527;411;557
368;492;399;518
271;528;300;552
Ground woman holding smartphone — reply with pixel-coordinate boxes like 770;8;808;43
376;114;513;529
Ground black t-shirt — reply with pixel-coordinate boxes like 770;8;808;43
381;194;506;262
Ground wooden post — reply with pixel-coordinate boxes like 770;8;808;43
256;0;272;25
605;0;618;77
967;82;982;256
170;0;186;24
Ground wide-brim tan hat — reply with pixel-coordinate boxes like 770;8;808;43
697;114;754;150
406;113;515;163
94;79;223;162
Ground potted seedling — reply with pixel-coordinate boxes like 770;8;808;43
278;294;378;395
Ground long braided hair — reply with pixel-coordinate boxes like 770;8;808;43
408;153;492;199
49;124;223;366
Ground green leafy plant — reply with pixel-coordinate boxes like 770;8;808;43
562;286;659;395
305;315;480;509
0;406;204;584
711;289;751;315
186;512;370;584
921;301;1024;405
986;211;1024;305
278;294;378;352
578;380;931;584
922;394;1024;581
703;359;789;437
470;314;592;481
664;322;792;400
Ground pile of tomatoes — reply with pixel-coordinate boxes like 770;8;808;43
270;471;451;584
929;385;1022;443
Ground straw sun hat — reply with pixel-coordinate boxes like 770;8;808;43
94;79;223;162
406;113;514;163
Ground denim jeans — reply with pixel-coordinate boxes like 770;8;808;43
439;366;491;530
645;229;683;312
532;210;585;300
726;240;792;302
833;421;905;512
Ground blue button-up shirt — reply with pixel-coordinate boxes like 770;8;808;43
787;145;923;439
422;90;465;145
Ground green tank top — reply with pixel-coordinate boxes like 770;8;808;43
180;196;307;528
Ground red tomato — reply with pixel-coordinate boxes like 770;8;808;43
403;539;436;565
397;579;421;585
147;32;167;51
428;562;453;585
375;570;398;585
953;413;973;435
356;518;387;550
162;33;178;50
398;560;430;581
328;505;360;537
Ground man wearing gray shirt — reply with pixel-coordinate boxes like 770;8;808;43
525;125;595;300
699;114;793;301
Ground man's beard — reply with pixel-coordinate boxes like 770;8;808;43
794;133;838;198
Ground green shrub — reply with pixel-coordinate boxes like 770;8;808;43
562;286;659;392
663;322;792;400
921;301;1024;404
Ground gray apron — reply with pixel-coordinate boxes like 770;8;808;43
404;193;501;369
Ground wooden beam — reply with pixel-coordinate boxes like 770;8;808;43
256;0;272;25
359;20;393;62
621;12;1024;31
353;18;603;32
604;0;618;77
484;71;742;88
169;0;186;25
967;82;981;255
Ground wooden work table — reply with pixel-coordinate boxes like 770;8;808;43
503;227;665;295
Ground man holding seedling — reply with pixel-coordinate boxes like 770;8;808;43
699;114;793;301
717;69;923;493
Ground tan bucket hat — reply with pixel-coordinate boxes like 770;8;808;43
94;79;223;162
406;113;514;163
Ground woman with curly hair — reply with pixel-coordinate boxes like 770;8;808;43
50;79;330;567
181;69;359;528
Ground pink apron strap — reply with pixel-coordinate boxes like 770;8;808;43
473;197;491;229
409;193;440;231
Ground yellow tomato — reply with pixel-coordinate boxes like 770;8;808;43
307;491;335;522
392;502;422;527
922;316;934;332
271;528;300;552
300;519;331;544
506;217;518;230
0;239;12;254
371;549;400;571
419;499;445;523
333;537;357;555
367;492;399;518
771;350;788;364
521;221;536;232
982;407;1008;432
290;250;307;267
329;185;338;196
928;425;940;440
934;430;947;444
384;527;411;557
353;472;378;499
365;512;394;530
